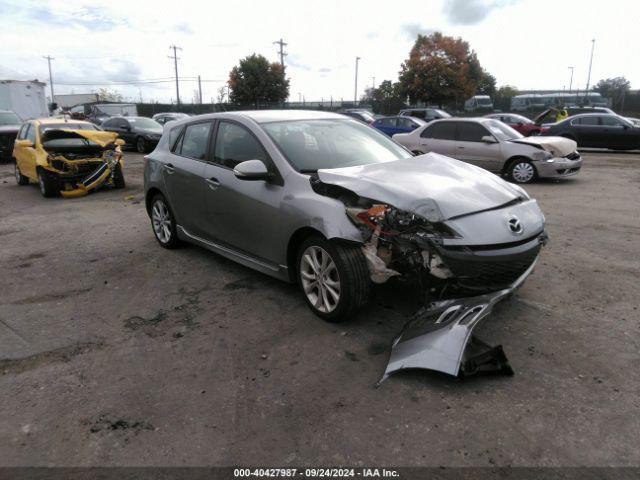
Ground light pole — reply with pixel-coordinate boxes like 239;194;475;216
42;55;55;109
568;66;574;93
585;39;595;99
354;56;361;103
297;92;302;103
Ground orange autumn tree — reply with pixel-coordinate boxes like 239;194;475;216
398;32;487;108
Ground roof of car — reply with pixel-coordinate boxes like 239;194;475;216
34;117;94;125
189;110;349;124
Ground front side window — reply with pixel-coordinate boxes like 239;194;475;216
175;122;212;160
601;116;624;127
17;124;28;139
457;122;490;142
214;121;268;169
421;121;456;140
263;119;411;172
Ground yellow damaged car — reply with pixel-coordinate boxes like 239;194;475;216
13;117;126;198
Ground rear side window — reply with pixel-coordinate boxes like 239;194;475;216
421;122;455;140
174;122;212;160
376;118;396;126
457;122;490;142
398;118;416;129
601;116;624;126
213;121;268;169
25;124;36;143
407;110;426;120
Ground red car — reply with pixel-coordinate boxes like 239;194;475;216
484;113;541;136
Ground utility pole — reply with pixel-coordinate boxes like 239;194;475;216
354;56;361;103
168;45;182;107
273;38;288;68
585;39;595;99
371;76;376;89
568;66;574;93
42;55;55;108
197;75;203;104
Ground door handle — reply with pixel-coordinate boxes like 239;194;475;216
457;146;465;149
164;163;175;174
205;177;220;190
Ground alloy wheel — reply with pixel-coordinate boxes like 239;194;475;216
151;200;172;243
137;138;146;153
300;246;341;313
14;163;21;183
512;162;535;183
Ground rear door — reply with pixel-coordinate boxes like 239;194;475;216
599;115;637;149
454;121;502;171
569;116;600;147
418;121;456;155
162;121;212;236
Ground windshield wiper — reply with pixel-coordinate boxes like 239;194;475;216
299;169;318;174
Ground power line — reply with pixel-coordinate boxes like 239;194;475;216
168;45;182;105
273;38;288;68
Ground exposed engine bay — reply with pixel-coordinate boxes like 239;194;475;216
40;129;125;198
311;171;548;382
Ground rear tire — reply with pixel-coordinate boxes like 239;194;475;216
37;169;59;197
14;161;29;185
113;162;126;188
508;159;537;184
136;137;148;154
150;193;181;249
296;235;370;322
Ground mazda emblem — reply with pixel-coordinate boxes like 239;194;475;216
507;216;524;235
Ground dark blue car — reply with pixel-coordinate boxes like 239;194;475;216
372;116;426;137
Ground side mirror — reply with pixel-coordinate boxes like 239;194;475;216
15;139;34;148
233;159;271;181
481;135;497;143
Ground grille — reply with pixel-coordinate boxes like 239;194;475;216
565;151;580;160
441;244;540;289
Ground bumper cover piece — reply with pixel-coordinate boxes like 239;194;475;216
378;257;537;384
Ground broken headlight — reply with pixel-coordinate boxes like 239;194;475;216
531;150;553;161
347;204;458;238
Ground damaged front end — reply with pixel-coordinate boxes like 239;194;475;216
311;164;547;381
40;130;125;198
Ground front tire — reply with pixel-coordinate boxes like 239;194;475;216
508;159;537;184
150;193;181;249
297;235;370;322
15;161;29;185
37;169;59;197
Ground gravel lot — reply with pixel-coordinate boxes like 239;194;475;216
0;151;638;467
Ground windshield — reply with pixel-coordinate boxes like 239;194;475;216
263;119;412;172
0;112;21;125
485;120;523;141
512;114;533;124
128;117;162;129
96;104;137;116
39;123;99;133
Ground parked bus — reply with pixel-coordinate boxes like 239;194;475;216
464;95;493;112
510;94;546;112
541;92;609;107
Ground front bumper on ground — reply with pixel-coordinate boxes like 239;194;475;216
59;163;113;198
378;256;538;383
533;154;582;179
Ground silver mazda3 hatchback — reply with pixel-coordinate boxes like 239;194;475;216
144;110;546;328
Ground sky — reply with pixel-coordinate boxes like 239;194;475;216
1;0;638;104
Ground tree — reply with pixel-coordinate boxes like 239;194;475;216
365;80;406;114
594;77;631;109
228;54;289;106
494;85;518;110
97;88;123;102
398;32;488;108
216;86;227;103
476;70;497;96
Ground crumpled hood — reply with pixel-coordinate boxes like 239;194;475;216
41;129;119;147
317;153;525;221
509;136;576;157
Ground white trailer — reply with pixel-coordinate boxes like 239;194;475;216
0;80;48;120
54;93;99;109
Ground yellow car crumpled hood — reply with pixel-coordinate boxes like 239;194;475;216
41;129;119;147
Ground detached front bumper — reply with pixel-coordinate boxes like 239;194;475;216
533;153;582;179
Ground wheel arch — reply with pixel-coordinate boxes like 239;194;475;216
286;227;325;283
145;187;164;215
502;155;536;175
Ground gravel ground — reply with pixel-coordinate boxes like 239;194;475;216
0;151;638;467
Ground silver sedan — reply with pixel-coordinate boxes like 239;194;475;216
392;117;582;184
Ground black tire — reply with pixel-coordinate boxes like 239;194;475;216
14;161;29;185
112;162;126;188
296;235;370;322
136;136;148;154
507;158;537;184
149;193;181;249
37;169;59;197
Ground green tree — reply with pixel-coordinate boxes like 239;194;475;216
494;85;518;110
228;54;289;106
594;77;631;109
398;32;487;108
476;70;497;96
97;88;123;102
365;80;406;114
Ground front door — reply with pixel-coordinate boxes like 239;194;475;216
418;121;456;156
14;123;38;179
454;121;502;171
202;120;285;264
